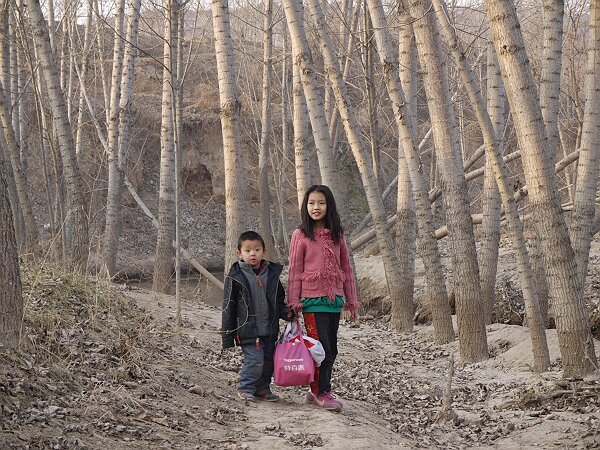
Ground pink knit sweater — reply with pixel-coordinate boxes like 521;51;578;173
287;228;359;313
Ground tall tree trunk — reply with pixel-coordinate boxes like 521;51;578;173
406;0;488;362
282;0;338;193
292;53;311;210
258;0;275;255
25;0;89;273
540;0;564;164
0;159;22;349
102;0;127;278
363;8;382;191
434;0;550;372
154;0;179;292
484;0;597;377
0;88;38;254
478;42;504;324
570;0;600;289
212;0;245;273
307;0;413;332
396;3;417;336
75;0;94;158
366;0;454;344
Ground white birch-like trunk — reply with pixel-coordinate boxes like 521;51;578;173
570;0;600;290
406;0;488;362
484;0;597;377
434;0;550;371
25;0;89;272
366;0;454;344
154;0;179;292
282;0;338;193
258;0;275;255
307;0;413;332
102;0;127;278
212;0;245;273
292;57;311;210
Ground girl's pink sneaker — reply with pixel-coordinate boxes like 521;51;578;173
313;392;342;412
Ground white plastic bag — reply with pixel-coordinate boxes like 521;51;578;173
282;322;326;367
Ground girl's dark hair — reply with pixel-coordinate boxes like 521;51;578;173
300;185;343;244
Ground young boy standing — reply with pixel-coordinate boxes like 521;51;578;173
222;231;291;401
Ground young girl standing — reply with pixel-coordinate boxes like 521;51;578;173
287;185;359;412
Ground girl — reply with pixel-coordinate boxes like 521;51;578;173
287;185;359;412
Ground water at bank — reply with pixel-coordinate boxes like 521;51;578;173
124;273;224;308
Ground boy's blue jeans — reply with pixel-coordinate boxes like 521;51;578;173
239;337;276;395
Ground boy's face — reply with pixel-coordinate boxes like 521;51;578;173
237;240;265;268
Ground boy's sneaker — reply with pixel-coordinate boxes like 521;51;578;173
313;392;343;412
237;391;255;401
255;391;280;402
306;390;316;404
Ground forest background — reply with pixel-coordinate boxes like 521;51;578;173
1;0;600;448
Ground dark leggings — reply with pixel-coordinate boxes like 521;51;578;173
303;312;340;396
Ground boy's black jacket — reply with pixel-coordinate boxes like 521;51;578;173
221;260;289;348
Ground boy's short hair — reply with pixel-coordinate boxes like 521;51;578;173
237;230;265;250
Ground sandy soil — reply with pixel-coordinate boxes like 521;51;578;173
1;257;599;449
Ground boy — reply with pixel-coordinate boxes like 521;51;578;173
222;230;291;401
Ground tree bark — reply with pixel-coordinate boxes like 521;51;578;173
102;0;127;278
570;0;600;290
212;0;246;274
478;42;504;325
292;50;311;210
395;3;417;336
366;0;454;344
282;0;338;193
25;0;89;273
307;0;413;332
153;0;179;292
406;0;488;362
484;0;597;377
259;0;275;255
0;159;22;349
434;0;550;372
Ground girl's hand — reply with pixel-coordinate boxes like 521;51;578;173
349;309;358;322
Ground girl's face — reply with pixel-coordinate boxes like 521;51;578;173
307;191;327;225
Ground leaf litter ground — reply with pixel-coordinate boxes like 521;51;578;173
1;264;599;449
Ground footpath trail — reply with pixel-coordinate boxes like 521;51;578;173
125;286;600;450
126;287;410;449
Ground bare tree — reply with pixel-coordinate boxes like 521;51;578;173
570;0;600;289
24;0;89;272
102;0;127;278
434;0;550;372
366;0;454;344
282;0;338;192
307;0;413;332
484;0;597;377
396;3;417;335
212;0;246;273
406;0;488;362
292;39;311;210
258;0;275;255
154;0;180;291
0;158;22;349
478;42;504;324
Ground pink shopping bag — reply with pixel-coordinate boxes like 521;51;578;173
273;322;315;386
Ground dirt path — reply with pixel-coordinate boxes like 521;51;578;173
124;286;600;450
3;275;598;450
